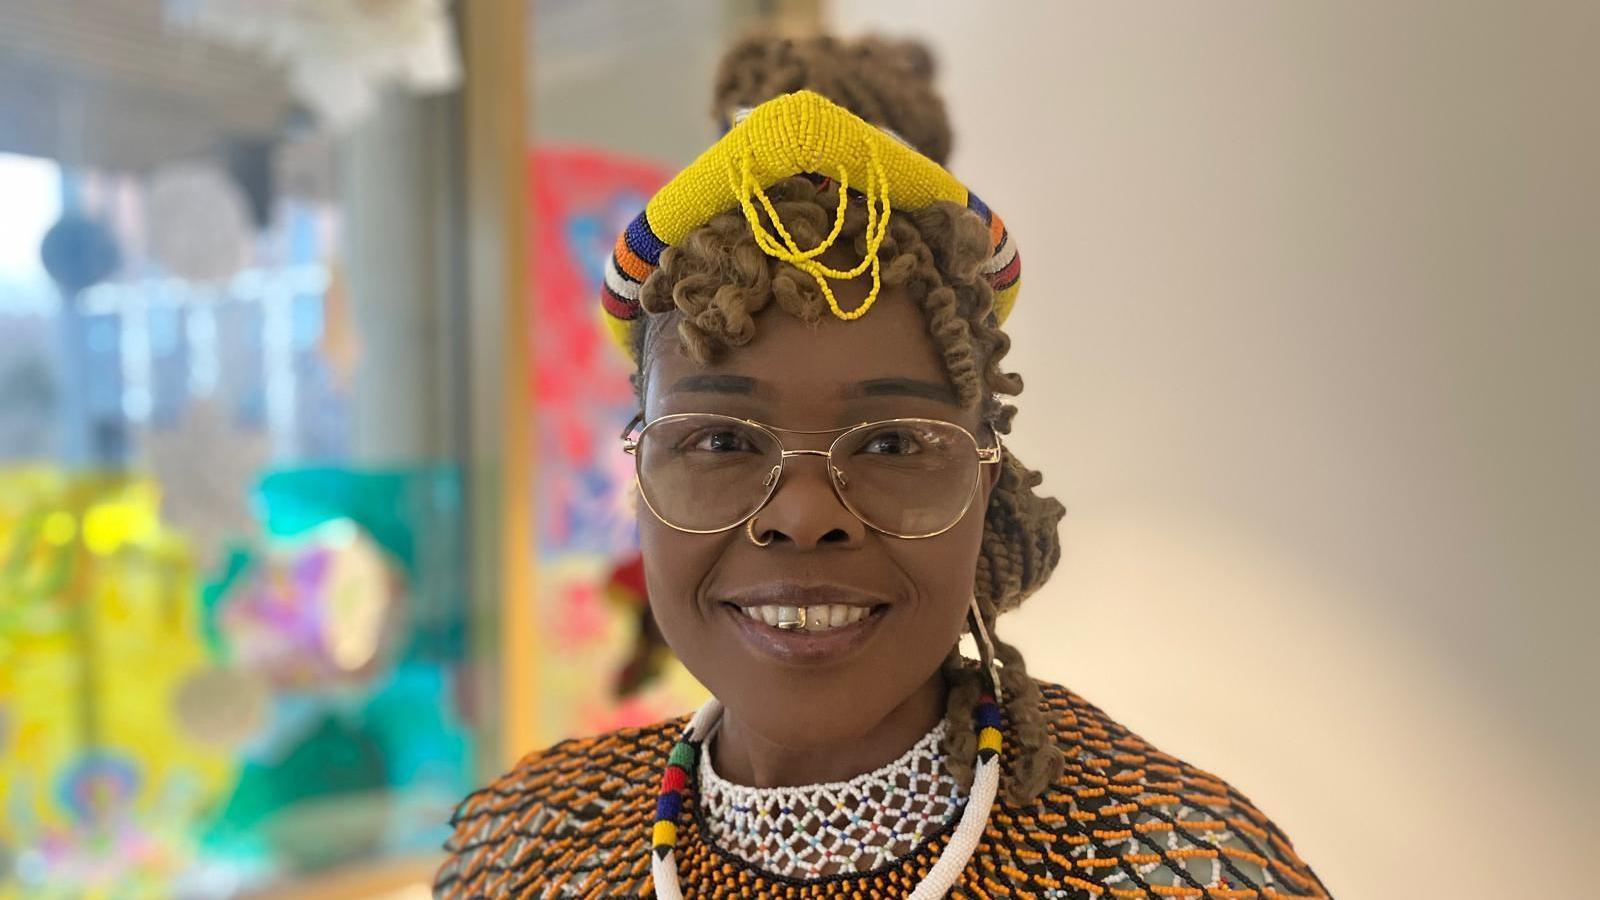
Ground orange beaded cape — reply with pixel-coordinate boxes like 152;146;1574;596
433;680;1331;899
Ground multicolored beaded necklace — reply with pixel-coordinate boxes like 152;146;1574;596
649;692;1004;900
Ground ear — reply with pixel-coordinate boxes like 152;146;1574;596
980;445;1004;505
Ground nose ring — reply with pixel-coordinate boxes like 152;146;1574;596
745;518;773;548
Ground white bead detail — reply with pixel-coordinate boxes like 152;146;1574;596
699;717;965;878
651;698;1001;900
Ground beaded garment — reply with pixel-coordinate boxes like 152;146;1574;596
434;680;1332;899
697;717;965;879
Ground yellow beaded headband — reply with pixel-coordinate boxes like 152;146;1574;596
600;89;1022;359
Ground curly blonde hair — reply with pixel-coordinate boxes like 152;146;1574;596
630;171;1067;804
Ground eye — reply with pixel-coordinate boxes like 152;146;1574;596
688;428;760;453
859;428;924;455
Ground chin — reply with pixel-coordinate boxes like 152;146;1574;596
719;675;892;748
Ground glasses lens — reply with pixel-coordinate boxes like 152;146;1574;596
832;420;981;536
636;415;780;531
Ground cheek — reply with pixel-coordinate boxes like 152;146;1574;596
638;513;720;643
888;507;986;642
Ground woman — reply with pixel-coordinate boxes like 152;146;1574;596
436;36;1331;899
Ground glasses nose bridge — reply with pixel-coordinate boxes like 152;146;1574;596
764;442;848;500
771;445;842;484
769;425;843;468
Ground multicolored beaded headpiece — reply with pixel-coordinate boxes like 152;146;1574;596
600;89;1022;359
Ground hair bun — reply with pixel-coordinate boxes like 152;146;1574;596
888;38;937;81
712;32;954;165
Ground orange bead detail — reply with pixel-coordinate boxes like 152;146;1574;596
432;680;1331;899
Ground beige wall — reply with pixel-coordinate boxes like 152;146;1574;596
835;2;1598;896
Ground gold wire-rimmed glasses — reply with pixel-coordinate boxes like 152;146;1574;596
620;412;1003;539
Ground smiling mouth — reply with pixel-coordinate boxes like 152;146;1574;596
719;599;891;665
728;603;886;632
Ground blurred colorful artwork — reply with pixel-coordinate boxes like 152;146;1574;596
198;467;473;876
216;521;400;689
0;465;473;896
528;146;705;744
0;468;238;896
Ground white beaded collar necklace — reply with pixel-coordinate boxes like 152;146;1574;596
697;715;965;879
649;693;1004;900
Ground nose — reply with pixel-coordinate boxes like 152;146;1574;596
746;453;866;550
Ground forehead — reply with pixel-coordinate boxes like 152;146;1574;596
644;284;967;426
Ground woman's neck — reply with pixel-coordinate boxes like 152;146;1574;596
711;670;946;788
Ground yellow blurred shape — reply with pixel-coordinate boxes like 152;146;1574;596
81;494;160;556
41;511;76;545
325;533;392;672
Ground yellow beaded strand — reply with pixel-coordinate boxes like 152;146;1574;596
621;89;1002;344
732;144;894;321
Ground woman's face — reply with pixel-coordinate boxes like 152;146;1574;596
638;276;997;748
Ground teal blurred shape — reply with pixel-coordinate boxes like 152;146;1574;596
254;466;468;663
196;465;476;874
253;466;463;577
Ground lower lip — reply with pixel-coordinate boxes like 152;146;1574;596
723;604;889;666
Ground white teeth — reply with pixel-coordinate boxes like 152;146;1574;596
740;604;874;631
806;602;832;630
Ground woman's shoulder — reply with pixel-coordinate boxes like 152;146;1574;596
433;685;1334;898
433;713;689;898
1020;678;1333;898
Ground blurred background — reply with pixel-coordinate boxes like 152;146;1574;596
0;1;1593;897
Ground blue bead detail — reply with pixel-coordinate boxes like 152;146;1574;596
966;191;994;225
624;213;669;265
655;791;682;821
975;703;1002;730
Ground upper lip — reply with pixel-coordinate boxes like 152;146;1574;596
717;582;887;609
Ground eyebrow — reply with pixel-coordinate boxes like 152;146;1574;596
667;374;760;396
665;374;961;405
844;377;961;405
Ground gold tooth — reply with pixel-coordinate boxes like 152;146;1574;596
755;604;864;631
